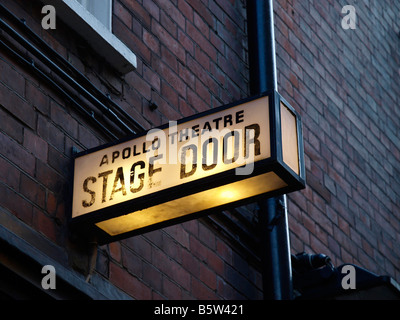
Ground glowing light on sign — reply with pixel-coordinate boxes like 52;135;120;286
71;92;305;244
220;190;236;199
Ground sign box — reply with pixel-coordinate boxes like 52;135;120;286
71;91;305;244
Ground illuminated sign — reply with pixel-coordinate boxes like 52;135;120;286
71;92;305;244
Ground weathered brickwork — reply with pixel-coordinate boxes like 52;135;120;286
0;0;262;299
275;0;400;281
0;0;399;299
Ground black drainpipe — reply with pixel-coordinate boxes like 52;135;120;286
246;0;293;300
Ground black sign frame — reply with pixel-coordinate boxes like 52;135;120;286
70;90;305;244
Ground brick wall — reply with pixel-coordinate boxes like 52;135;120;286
1;0;399;300
0;0;262;299
275;0;400;282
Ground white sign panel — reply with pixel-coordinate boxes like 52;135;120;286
73;96;270;219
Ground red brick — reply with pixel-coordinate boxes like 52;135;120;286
120;0;150;28
0;107;23;143
216;0;244;28
209;63;226;89
0;131;35;176
162;276;182;299
113;1;132;28
199;264;217;290
290;217;311;244
50;100;78;139
198;222;216;250
33;207;58;243
209;1;224;23
195;46;210;71
142;100;162;126
216;53;242;88
210;31;225;55
309;234;330;259
0;83;35;130
178;29;194;56
113;17;151;63
143;64;161;92
23;129;48;162
154;60;186;98
181;248;200;274
189;234;208;262
109;242;122;262
161;81;178;108
123;235;152;262
186;0;213;26
37;114;64;152
0;183;33;225
78;124;100;150
182;219;199;236
194;11;209;38
163;224;190;249
130;14;143;39
217;276;244;299
187;87;209;113
25;81;49;115
151;89;181;121
0;59;25;98
152;20;185;63
206;249;224;275
109;262;152;299
178;0;193;22
46;191;57;215
178;62;195;89
125;71;152;101
216;20;237;50
187;21;217;61
54;198;65;227
35;159;65;194
121;246;142;278
191;277;219;300
152;247;191;291
143;0;159;20
186;55;209;88
143;29;160;55
160;10;177;37
216;238;232;264
0;156;20;191
161;232;182;263
225;78;241;101
157;0;185;30
178;96;196;117
20;174;45;209
223;15;239;39
142;262;163;293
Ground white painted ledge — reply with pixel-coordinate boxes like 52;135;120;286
45;0;137;73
